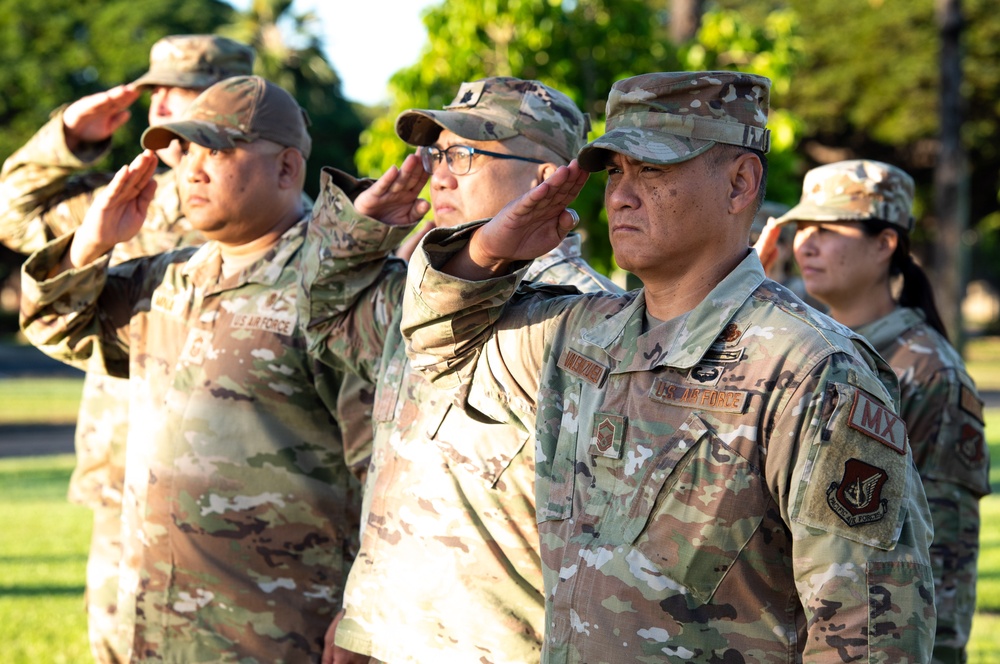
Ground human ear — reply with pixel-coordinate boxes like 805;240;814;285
878;228;899;258
728;152;763;216
277;148;305;188
533;162;560;187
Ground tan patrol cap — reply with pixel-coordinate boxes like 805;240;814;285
395;77;590;163
141;76;312;158
577;71;771;172
133;34;255;90
774;160;914;232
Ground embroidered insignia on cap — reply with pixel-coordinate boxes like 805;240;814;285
444;81;486;109
558;349;609;387
959;384;985;424
650;378;749;414
826;458;889;526
847;389;906;455
589;413;626;459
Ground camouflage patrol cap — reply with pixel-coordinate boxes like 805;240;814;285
395;77;590;163
774;160;914;232
577;71;771;172
141;76;312;158
133;35;255;90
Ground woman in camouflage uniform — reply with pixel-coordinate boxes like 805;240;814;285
774;159;991;664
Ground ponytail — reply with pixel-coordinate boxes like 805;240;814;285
862;220;950;342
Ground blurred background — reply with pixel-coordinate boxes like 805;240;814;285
0;0;997;661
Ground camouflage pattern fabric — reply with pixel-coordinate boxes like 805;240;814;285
577;71;771;171
396;77;591;162
774;159;916;232
0;108;202;664
402;223;937;663
132;35;255;90
856;307;991;663
20;218;362;663
298;169;619;663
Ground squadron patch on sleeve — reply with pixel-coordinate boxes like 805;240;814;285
826;458;889;526
792;382;909;550
847;388;906;455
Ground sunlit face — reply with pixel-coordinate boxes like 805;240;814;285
603;151;736;280
148;86;203;168
792;221;887;307
426;129;546;228
175;139;289;245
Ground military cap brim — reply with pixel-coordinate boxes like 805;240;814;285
395;109;520;147
141;120;252;152
577;129;716;172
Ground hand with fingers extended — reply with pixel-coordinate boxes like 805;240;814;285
446;160;588;280
354;153;430;226
63;150;159;273
62;85;143;154
752;217;782;275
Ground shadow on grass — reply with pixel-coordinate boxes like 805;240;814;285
0;584;84;597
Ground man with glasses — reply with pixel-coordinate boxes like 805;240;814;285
299;77;619;663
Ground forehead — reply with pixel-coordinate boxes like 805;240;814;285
433;129;506;151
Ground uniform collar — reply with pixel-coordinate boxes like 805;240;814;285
853;306;923;351
583;251;766;372
182;214;308;292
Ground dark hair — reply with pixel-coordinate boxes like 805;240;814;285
860;219;949;341
711;144;768;216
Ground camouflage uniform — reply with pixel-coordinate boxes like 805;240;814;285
776;160;990;663
0;34;252;664
20;77;360;663
402;72;936;663
299;78;619;663
857;308;989;663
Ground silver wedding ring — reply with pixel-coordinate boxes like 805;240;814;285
567;208;580;228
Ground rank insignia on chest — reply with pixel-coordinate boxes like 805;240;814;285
827;458;889;526
847;389;906;455
558;349;609;387
589;413;626;459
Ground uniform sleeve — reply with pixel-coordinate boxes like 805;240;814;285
19;233;153;378
298;167;418;383
0;109;112;255
899;367;989;658
769;351;936;663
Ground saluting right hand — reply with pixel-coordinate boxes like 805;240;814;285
65;150;158;270
354;153;430;226
62;84;142;152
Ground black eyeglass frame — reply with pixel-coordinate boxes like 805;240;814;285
419;144;546;175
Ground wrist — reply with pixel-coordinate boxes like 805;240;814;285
467;229;512;277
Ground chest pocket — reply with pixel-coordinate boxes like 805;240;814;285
622;411;768;604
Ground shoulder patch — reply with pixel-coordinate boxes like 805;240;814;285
826;458;889;526
558;349;609;387
959;384;985;425
847;389;906;455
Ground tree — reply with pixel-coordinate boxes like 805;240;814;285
715;0;1000;336
220;0;363;196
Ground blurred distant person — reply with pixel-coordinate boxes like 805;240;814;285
0;33;254;664
775;159;990;663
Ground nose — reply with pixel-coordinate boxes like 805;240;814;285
181;146;207;182
605;172;639;211
793;226;817;257
150;87;172;120
429;155;456;189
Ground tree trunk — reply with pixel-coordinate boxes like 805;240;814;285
931;0;968;348
670;0;703;45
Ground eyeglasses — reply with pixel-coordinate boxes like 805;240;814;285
419;144;546;175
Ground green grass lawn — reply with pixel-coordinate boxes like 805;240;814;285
967;335;1000;391
0;377;84;425
0;455;91;663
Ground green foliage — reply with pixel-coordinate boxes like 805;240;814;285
356;0;805;278
0;0;235;168
220;0;364;196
